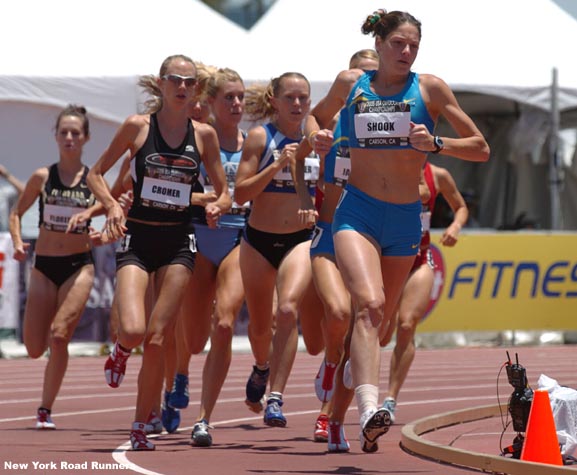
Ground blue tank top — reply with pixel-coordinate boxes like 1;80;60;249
198;132;249;229
346;71;434;150
323;110;350;188
259;123;319;195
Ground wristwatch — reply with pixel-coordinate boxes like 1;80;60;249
432;136;444;154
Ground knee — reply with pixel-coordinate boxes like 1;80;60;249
212;320;234;346
120;319;147;349
49;335;69;354
325;304;351;335
143;335;163;354
26;342;47;359
276;303;298;326
121;330;146;350
397;315;418;337
303;339;324;356
356;298;385;327
24;327;52;359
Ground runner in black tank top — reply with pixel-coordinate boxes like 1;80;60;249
86;54;231;451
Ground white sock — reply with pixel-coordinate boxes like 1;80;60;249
269;391;283;401
355;384;379;421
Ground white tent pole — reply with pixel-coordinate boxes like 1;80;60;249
549;67;562;230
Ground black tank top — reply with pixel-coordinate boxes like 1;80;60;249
38;164;94;233
128;113;201;223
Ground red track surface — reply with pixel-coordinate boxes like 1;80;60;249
1;345;575;474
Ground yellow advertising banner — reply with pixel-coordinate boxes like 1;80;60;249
420;232;577;332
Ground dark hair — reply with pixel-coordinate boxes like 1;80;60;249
55;104;89;136
138;54;196;113
244;72;309;121
361;9;421;40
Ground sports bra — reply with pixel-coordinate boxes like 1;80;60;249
128;113;201;224
259;123;319;195
38;164;94;233
198;132;249;229
346;70;434;150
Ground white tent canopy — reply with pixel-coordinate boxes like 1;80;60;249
246;0;577;114
1;0;576;232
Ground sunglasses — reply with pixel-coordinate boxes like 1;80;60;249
162;74;197;88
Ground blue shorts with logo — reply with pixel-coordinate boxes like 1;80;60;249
310;220;335;258
195;224;242;268
332;184;421;257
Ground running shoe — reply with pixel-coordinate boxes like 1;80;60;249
191;419;213;447
168;373;189;409
313;414;329;442
104;342;131;388
36;407;56;430
130;423;155;451
328;421;350;453
359;407;391;453
314;359;337;403
381;397;397;424
145;411;163;435
263;398;287;427
342;359;353;390
161;391;180;433
245;365;269;413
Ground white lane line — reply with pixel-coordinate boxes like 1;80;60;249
0;406;135;423
112;409;322;475
111;393;504;475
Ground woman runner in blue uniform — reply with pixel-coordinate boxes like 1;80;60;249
304;9;489;452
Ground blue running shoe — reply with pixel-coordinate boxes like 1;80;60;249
381;397;397;424
245;365;269;409
263;398;287;427
169;373;189;409
161;391;180;434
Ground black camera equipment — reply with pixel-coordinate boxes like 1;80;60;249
501;351;534;459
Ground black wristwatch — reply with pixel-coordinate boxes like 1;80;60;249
432;136;444;154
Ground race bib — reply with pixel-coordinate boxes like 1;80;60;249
354;100;411;148
141;176;192;208
333;155;351;187
43;203;86;232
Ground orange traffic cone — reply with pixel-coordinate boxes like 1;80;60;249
520;389;563;465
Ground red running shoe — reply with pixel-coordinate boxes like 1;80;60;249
328;421;350;453
130;423;155;451
314;414;329;442
104;342;131;388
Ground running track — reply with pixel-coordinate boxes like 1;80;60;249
1;345;575;474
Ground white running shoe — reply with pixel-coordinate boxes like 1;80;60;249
36;408;56;430
359;408;391;453
342;359;353;390
314;359;338;402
